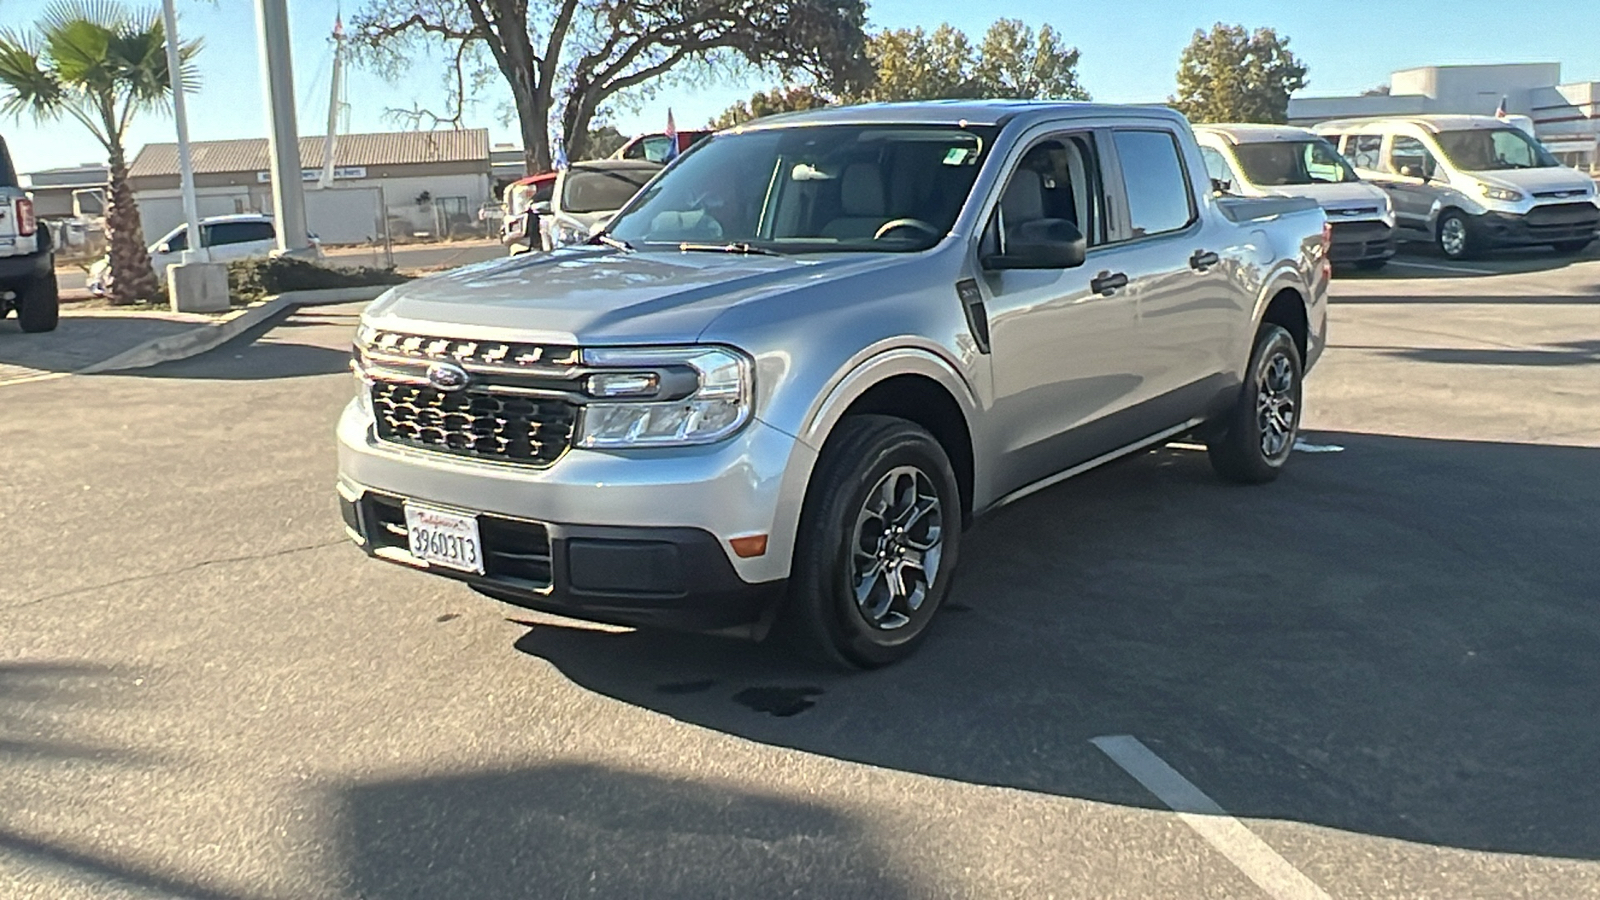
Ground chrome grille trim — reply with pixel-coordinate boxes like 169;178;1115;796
361;329;583;376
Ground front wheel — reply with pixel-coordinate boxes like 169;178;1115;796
16;271;60;333
781;415;962;669
1207;325;1302;484
1552;239;1593;255
1436;211;1478;260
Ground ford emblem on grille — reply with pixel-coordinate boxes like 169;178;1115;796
426;362;471;392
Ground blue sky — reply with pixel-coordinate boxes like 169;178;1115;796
2;0;1595;174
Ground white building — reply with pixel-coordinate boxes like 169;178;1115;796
1288;64;1600;172
127;129;494;244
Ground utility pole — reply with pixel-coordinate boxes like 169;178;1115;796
255;0;310;251
160;0;206;262
317;15;346;190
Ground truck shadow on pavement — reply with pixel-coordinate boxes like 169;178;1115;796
514;432;1600;863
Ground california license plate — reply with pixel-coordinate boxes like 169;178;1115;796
404;504;484;574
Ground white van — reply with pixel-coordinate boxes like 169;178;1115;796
1196;124;1397;270
1314;116;1599;260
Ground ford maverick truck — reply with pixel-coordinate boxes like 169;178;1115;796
338;101;1330;668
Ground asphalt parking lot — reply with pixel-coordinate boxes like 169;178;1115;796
2;245;1597;898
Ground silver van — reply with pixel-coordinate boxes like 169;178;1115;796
1196;124;1396;270
1314;115;1599;260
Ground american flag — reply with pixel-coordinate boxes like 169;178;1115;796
1494;97;1509;119
665;109;679;161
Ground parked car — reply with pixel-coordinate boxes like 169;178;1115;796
338;101;1330;668
1314;115;1599;260
0;133;58;332
1195;124;1396;270
499;172;557;252
611;130;712;163
538;160;661;250
88;214;319;296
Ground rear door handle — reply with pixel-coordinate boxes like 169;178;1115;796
1091;271;1129;296
1190;249;1220;271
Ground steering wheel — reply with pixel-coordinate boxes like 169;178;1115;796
874;218;942;241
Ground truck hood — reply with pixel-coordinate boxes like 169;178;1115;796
1465;166;1597;197
362;246;896;345
1256;180;1390;209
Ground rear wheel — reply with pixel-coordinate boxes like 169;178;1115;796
781;415;962;669
1552;239;1593;255
1207;325;1302;484
16;271;59;333
1436;211;1478;260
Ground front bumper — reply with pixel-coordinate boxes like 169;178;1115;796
335;399;813;636
1472;203;1600;248
1327;220;1396;264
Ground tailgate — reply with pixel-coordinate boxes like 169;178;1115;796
0;194;16;242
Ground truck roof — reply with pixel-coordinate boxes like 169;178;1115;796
729;100;1188;132
1194;123;1319;144
1312;114;1520;134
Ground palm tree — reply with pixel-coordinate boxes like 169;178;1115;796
0;1;200;305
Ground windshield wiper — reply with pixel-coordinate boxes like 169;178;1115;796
676;241;782;257
592;233;633;252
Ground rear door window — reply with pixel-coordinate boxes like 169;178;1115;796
0;136;17;188
207;221;276;247
1342;135;1383;171
1111;129;1196;239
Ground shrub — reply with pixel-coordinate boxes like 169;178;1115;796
228;256;411;304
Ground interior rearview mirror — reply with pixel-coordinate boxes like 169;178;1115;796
982;218;1087;271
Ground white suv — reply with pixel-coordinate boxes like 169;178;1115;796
88;214;320;296
0;133;58;332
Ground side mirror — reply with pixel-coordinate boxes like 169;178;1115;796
1210;177;1234;195
1399;164;1432;181
982;219;1087;271
530;201;552;217
154;242;171;255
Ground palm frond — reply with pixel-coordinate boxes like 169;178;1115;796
0;29;67;120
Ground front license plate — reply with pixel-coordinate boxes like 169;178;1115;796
404;504;485;575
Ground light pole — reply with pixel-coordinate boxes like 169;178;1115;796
160;0;205;263
254;0;310;252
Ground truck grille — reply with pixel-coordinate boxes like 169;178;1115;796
371;382;577;466
365;329;581;371
1328;221;1394;262
1524;202;1599;238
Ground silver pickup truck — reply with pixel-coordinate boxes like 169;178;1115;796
338;101;1330;668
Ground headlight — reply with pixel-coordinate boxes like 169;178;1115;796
548;219;590;248
577;346;753;448
1479;184;1524;202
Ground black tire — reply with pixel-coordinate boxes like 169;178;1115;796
16;271;60;333
1552;239;1593;255
1354;258;1389;272
1207;325;1302;484
1436;211;1478;261
781;415;962;669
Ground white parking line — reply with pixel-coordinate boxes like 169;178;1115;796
1382;259;1498;275
1091;735;1334;900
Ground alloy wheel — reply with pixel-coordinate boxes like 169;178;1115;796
1440;217;1468;258
1256;352;1297;460
850;466;944;630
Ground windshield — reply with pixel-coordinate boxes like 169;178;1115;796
606;124;999;253
561;167;658;214
1434;128;1559;171
1231;139;1357;186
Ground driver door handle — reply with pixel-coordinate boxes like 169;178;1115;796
1091;271;1129;296
1190;249;1220;271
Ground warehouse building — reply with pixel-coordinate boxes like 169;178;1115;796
127;128;493;244
1289;64;1600;172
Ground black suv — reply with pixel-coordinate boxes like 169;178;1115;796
0;133;59;333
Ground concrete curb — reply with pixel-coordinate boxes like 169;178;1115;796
79;285;392;375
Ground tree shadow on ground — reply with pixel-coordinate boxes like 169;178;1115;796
512;432;1600;862
333;763;920;900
